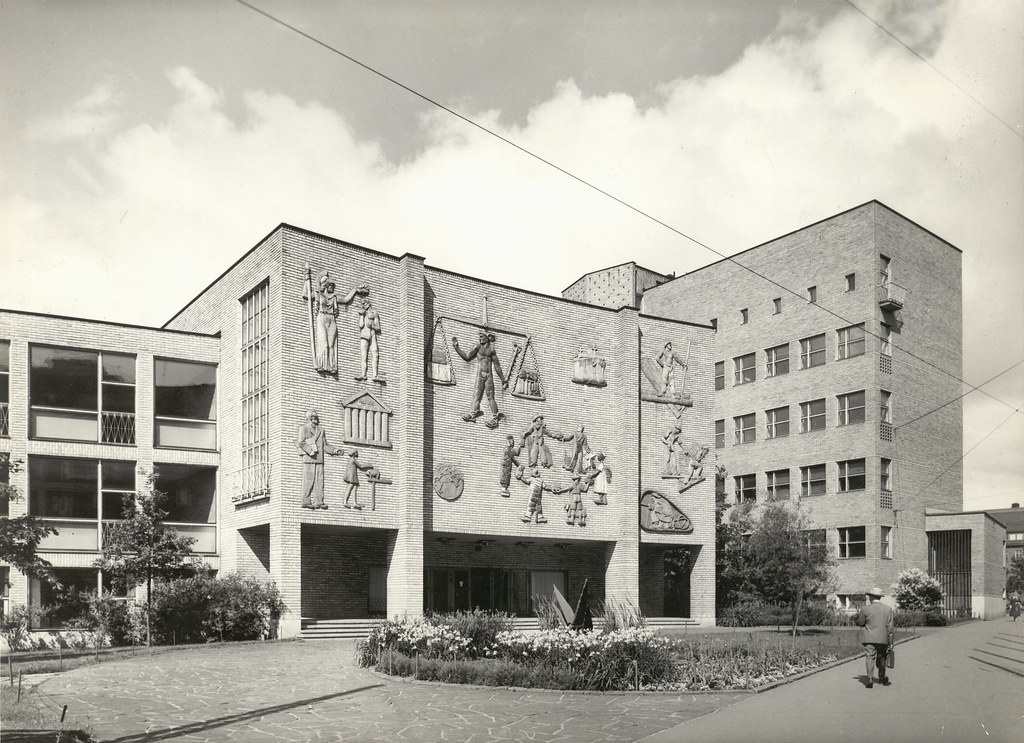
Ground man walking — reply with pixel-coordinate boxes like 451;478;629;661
855;586;895;688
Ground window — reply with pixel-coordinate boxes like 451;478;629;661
29;457;135;550
803;529;827;554
714;361;725;391
880;323;892;356
240;281;270;500
740;308;749;325
30;346;136;444
880;458;893;492
838;459;866;492
153;464;217;553
154;359;217;449
0;340;9;437
766;406;790;439
801;464;826;497
773;297;782;314
838;390;866;426
734;413;756;444
837;324;866;360
879;254;891;286
807;286;817;303
0;459;8;517
838;526;866;558
734;474;756;503
1;566;8;620
880;390;892;423
765;343;789;377
733;353;755;385
880;526;892;559
1007;532;1024;542
800;399;826;432
714;419;725;449
33;568;98;629
800;334;826;369
845;273;856;291
766;469;790;500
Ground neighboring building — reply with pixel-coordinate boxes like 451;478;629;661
1;225;716;638
925;510;1006;619
562;262;672;311
987;503;1024;564
570;201;1000;617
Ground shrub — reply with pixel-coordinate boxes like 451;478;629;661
599;598;646;633
891;568;944;613
1;604;48;651
531;593;564;630
426;609;515;658
895;608;947;627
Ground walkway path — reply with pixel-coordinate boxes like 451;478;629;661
28;618;1023;742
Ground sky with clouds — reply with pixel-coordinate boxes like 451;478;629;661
1;0;1021;511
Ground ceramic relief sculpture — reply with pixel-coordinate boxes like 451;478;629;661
452;331;508;429
517;466;566;523
561;425;591;474
499;434;523;497
641;340;693;405
303;266;368;374
583;452;611;504
341;391;392;449
433;464;465;502
295;409;345;509
342;450;378;510
522;415;569;469
639;490;693;533
661;425;686;476
563;474;589;527
355;297;384;383
572;346;607;387
427;318;455;384
507;337;545;400
678;445;709;493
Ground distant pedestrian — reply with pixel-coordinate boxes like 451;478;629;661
1009;595;1022;621
855;587;895;689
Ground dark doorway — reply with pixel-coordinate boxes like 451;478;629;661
664;549;692;617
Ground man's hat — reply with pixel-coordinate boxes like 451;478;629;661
866;586;885;597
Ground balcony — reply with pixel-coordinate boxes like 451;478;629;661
877;282;907;312
231;462;271;505
31;406;136;445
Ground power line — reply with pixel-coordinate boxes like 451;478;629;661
842;0;1022;142
230;0;1023;429
896;358;1024;430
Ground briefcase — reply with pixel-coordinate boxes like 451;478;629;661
885;646;895;669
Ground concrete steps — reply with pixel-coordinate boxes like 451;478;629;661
300;616;700;640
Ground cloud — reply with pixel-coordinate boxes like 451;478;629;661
0;1;1020;508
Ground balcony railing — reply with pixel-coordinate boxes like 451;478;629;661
30;406;135;445
877;282;907;312
0;402;8;437
102;411;136;444
231;462;271;505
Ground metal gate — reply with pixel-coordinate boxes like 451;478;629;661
927;530;972;618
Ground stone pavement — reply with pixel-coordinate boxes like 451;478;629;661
25;618;1024;743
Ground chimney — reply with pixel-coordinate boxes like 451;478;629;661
1013;503;1020;508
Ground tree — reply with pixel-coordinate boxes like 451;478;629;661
715;499;753;611
0;454;57;582
95;468;205;645
1008;553;1024;597
891;568;944;612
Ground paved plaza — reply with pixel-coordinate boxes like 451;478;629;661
16;618;1024;743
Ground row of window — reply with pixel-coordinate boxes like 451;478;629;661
716;390;891;446
0;341;217;450
714;323;892;390
733;458;893;501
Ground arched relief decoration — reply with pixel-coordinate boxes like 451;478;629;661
426;317;455;385
341;391;392;449
639;490;693;533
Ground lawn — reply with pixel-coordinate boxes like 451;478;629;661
1;683;92;741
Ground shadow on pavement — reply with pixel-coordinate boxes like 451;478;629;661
969;655;1024;678
100;684;384;743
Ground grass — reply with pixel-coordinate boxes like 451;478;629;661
662;625;916;660
1;683;93;741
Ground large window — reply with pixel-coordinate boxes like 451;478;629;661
765;343;789;377
800;399;826;432
240;281;270;499
714;361;725;391
880;458;893;492
837;324;866;360
734;413;756;444
33;568;98;629
766;406;789;439
155;359;217;450
800;334;826;369
714;419;725;449
29;457;135;550
734;474;756;503
0;340;9;437
733;353;756;385
801;464;826;497
838;390;866;426
766;469;790;500
838;526;866;559
30;346;136;444
838;459;866;492
153;464;217;553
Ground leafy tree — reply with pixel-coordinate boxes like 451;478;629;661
742;499;835;636
95;468;205;645
715;499;753;611
891;568;944;612
0;454;57;582
1007;553;1024;597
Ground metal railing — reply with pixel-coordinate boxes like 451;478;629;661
231;462;271;504
877;282;907;310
